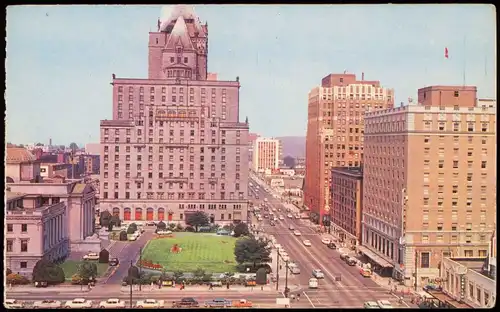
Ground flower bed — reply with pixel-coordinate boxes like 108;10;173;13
138;259;164;271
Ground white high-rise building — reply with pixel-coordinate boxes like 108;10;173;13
252;137;281;173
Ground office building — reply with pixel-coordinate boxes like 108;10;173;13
252;137;281;173
304;72;394;225
361;86;496;286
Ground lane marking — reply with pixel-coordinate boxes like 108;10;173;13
302;291;315;308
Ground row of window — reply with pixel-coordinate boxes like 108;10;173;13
102;191;245;200
102;168;241;180
424;122;490;132
104;181;242;191
104;159;242;171
420;222;488;232
118;86;227;96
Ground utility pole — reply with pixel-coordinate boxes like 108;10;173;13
275;248;280;291
139;247;143;291
284;260;289;297
414;250;418;291
129;260;133;308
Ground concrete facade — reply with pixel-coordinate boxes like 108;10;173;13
6;192;69;277
331;167;363;247
252;137;281;173
304;73;394;224
99;5;249;224
362;86;496;285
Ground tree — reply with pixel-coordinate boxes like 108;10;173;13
119;230;128;241
255;267;267;285
234;237;271;268
233;223;249;238
283;155;296;168
69;142;79;151
128;223;138;232
186;211;209;232
78;262;98;282
127;226;136;234
100;211;112;226
110;215;121;227
173;270;184;283
99;249;110;263
193;268;205;280
128;266;140;279
107;223;114;232
32;259;65;285
157;221;167;230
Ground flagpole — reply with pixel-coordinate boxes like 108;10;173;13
462;35;466;87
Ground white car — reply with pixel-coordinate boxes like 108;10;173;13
272;208;276;212
83;252;99;260
287;214;293;218
312;269;325;279
99;298;126;308
303;240;312;247
33;300;62;309
279;215;285;220
294;231;302;236
128;235;138;241
65;298;93;308
321;237;331;245
377;300;393;309
364;301;381;309
135;299;165;308
157;230;173;235
294;214;300;219
5;299;24;308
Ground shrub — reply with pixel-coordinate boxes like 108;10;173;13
128;266;140;279
185;225;195;232
255;268;267;285
71;274;82;285
127;227;136;235
157;221;167;230
99;211;112;226
7;273;30;285
168;223;176;230
6;268;12;275
32;259;65;285
99;249;110;263
176;223;184;231
119;231;128;241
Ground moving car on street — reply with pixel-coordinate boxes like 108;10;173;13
231;299;253;308
321;237;331;245
99;298;126;308
64;298;93;308
83;252;99;260
172;298;199;308
5;299;24;309
327;242;337;249
376;300;393;309
135;299;164;308
287;213;293;218
364;301;381;309
293;230;302;236
33;300;62;309
109;257;120;266
308;278;318;289
279;215;285;220
205;298;232;308
312;269;325;279
288;224;295;231
303;240;312;247
360;268;372;277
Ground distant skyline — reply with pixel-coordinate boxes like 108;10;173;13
6;4;496;146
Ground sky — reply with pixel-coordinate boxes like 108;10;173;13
6;4;496;147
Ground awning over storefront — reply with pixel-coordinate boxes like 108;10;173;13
425;289;473;309
357;246;394;268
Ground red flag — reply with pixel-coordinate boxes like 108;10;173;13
444;47;449;59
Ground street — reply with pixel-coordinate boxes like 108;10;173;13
249;175;410;308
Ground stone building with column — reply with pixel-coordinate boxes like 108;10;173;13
6;191;69;277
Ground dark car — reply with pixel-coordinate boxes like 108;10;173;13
109;258;120;266
172;297;199;308
327;242;337;249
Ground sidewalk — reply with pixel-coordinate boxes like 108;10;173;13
119;284;281;293
7;285;91;293
370;272;419;308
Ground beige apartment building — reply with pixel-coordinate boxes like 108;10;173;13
361;85;496;287
252;137;282;173
304;73;394;225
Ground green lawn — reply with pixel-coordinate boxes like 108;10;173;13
60;260;109;280
141;233;237;273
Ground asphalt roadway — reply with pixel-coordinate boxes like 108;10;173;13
249;176;410;308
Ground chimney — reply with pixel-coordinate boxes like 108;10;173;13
362;72;365;81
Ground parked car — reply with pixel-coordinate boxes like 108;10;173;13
172;298;199;308
364;301;381;309
312;269;325;279
145;221;156;226
4;299;24;309
279;215;285;220
157;230;173;236
33;300;62;309
204;298;232;308
360;268;372;278
376;300;393;309
64;298;93;308
83;252;99;260
270;221;276;226
321;237;331;245
340;253;349;261
135;299;164;308
287;214;293;218
289;266;301;274
346;257;357;266
303;240;312;247
99;298;126;308
327;242;337;249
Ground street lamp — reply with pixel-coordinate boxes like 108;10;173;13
276;248;281;291
284;260;289;297
139;247;143;291
129;260;133;308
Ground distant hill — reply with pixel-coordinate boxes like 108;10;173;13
276;136;306;158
